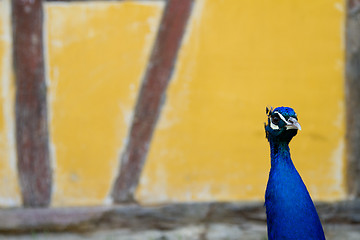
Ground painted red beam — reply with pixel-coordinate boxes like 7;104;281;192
112;0;194;203
12;0;52;207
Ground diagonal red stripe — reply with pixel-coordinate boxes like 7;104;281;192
112;0;194;203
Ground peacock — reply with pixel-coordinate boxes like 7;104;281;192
264;106;326;240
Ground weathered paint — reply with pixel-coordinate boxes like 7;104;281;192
137;0;345;203
45;1;164;206
0;0;21;207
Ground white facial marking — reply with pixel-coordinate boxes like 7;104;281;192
270;121;279;130
270;112;301;131
273;111;289;124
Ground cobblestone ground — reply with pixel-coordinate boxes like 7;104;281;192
0;224;359;240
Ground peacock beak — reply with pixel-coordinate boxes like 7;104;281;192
285;117;301;131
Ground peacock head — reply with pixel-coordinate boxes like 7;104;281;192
265;106;301;143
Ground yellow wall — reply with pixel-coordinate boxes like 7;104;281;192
0;0;20;207
17;0;345;206
45;1;164;206
137;0;345;203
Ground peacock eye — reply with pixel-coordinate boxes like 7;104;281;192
272;116;280;125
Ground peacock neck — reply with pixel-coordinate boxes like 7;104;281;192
269;140;293;166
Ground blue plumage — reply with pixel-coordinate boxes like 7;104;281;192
265;107;326;240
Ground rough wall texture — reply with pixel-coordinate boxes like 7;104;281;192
0;202;358;238
1;224;360;240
